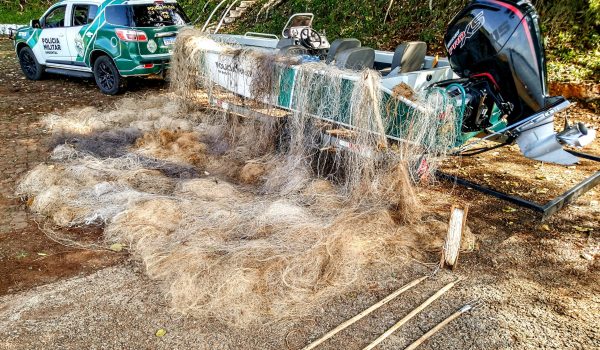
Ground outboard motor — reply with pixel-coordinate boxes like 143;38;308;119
440;0;595;164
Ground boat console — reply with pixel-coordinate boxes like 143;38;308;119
279;13;330;51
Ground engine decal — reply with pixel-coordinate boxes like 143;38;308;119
447;11;485;55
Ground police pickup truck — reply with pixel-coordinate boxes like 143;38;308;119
11;0;190;94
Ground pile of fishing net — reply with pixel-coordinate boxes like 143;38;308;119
15;30;469;327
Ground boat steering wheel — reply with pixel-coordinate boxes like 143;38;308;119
299;27;322;50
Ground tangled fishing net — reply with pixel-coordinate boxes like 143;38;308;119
171;29;458;174
15;29;466;327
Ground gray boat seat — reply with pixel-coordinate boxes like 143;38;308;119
335;47;375;70
326;38;361;64
276;38;295;49
278;45;308;56
391;41;427;73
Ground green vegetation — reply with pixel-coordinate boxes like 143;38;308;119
229;0;469;53
537;0;600;82
223;0;600;83
2;0;597;82
0;0;53;24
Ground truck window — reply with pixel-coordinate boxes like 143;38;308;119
106;5;131;26
130;3;190;27
43;5;67;28
72;5;99;26
105;3;189;27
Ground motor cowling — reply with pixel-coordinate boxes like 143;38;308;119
444;0;549;125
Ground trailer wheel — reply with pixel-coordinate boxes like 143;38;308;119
18;46;44;80
93;55;121;95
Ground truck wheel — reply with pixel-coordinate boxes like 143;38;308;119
93;56;121;95
18;46;43;80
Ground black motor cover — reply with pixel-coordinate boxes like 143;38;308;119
444;0;549;124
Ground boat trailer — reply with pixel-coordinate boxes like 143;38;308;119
437;149;600;221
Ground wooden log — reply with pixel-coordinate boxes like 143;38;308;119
440;205;468;270
301;276;428;350
362;279;459;350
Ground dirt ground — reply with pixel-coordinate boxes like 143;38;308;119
0;37;169;296
0;36;598;349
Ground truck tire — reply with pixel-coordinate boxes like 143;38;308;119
18;46;44;80
93;55;121;95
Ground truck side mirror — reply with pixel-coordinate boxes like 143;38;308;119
30;19;41;28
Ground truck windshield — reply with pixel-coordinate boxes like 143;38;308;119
105;3;190;27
